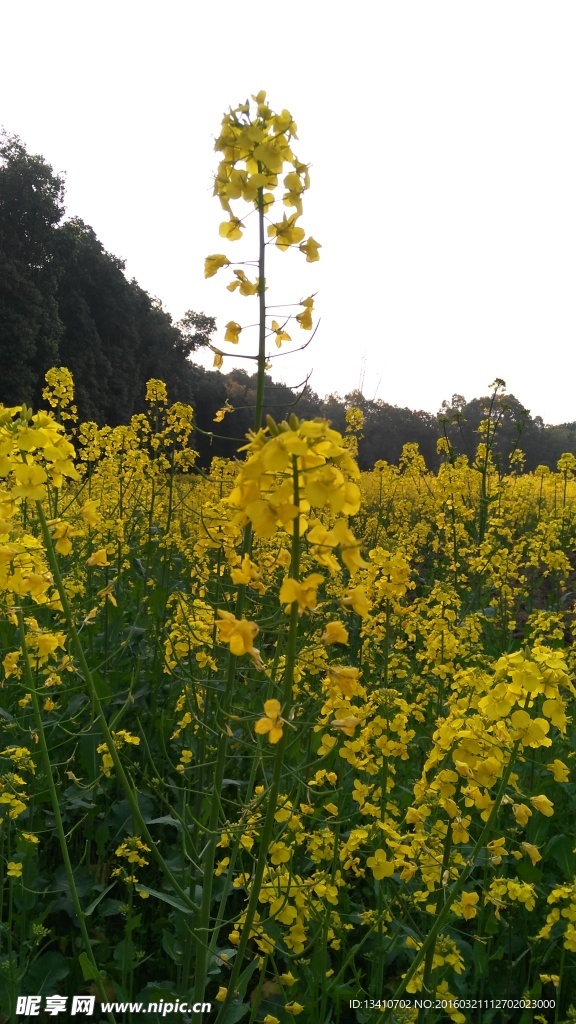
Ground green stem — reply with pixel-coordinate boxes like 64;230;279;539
254;181;267;429
420;787;460;1022
192;526;257;999
383;736;523;1021
215;459;301;1022
35;500;199;912
193;600;252;1003
17;609;117;1024
554;945;565;1024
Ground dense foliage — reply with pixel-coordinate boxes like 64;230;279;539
0;371;575;1024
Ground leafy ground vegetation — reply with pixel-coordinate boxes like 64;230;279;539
1;94;575;1024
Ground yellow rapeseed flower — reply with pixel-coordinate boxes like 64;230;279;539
521;842;542;865
11;463;47;501
227;269;259;295
512;803;532;826
458;891;479;920
86;548;110;567
279;574;324;614
270;320;291;347
320;621;349;645
205;254;231;277
366;849;394;880
546;759;570;782
219;217;244;241
216;610;258;656
530;794;554;817
255;699;285;744
295;296;314;330
224;321;242;344
267;212;305;251
299;236;321;262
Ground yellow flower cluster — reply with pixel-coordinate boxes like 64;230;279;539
204;92;320;368
227;415;364;577
211;91;319;258
113;836;151;898
97;730;140;778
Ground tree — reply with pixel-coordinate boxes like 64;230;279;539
175;310;216;355
0;132;65;405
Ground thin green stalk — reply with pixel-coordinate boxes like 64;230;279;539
122;883;135;1010
195;175;271;1002
253;180;267;429
214;459;301;1023
35;500;199;913
0;831;5;954
17;609;117;1024
192;522;257;1001
382;735;523;1021
214;610;299;1023
247;955;268;1024
382;598;390;688
420;786;460;1021
6;874;16;1015
205;750;262;967
192;642;244;1002
554;946;565;1024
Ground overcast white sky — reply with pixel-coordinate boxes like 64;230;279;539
2;1;575;424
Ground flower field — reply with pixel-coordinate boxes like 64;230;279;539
1;373;575;1023
1;93;575;1024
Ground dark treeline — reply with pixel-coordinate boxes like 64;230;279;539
1;131;575;471
0;132;215;424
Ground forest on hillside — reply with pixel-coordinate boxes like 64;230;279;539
1;130;575;471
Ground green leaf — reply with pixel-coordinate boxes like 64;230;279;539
472;939;488;980
218;1002;250;1024
544;833;576;880
146;814;182;830
95;821;110;859
236;955;260;997
114;937;140;969
484;911;500;937
516;860;542;884
90;669;111;701
61;785;97;813
79;951;102;981
135;885;196;913
26;953;69;994
162;929;184;965
85;881;117;916
208;948;237;974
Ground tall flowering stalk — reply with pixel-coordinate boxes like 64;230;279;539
205;90;320;427
194;91;323;1005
